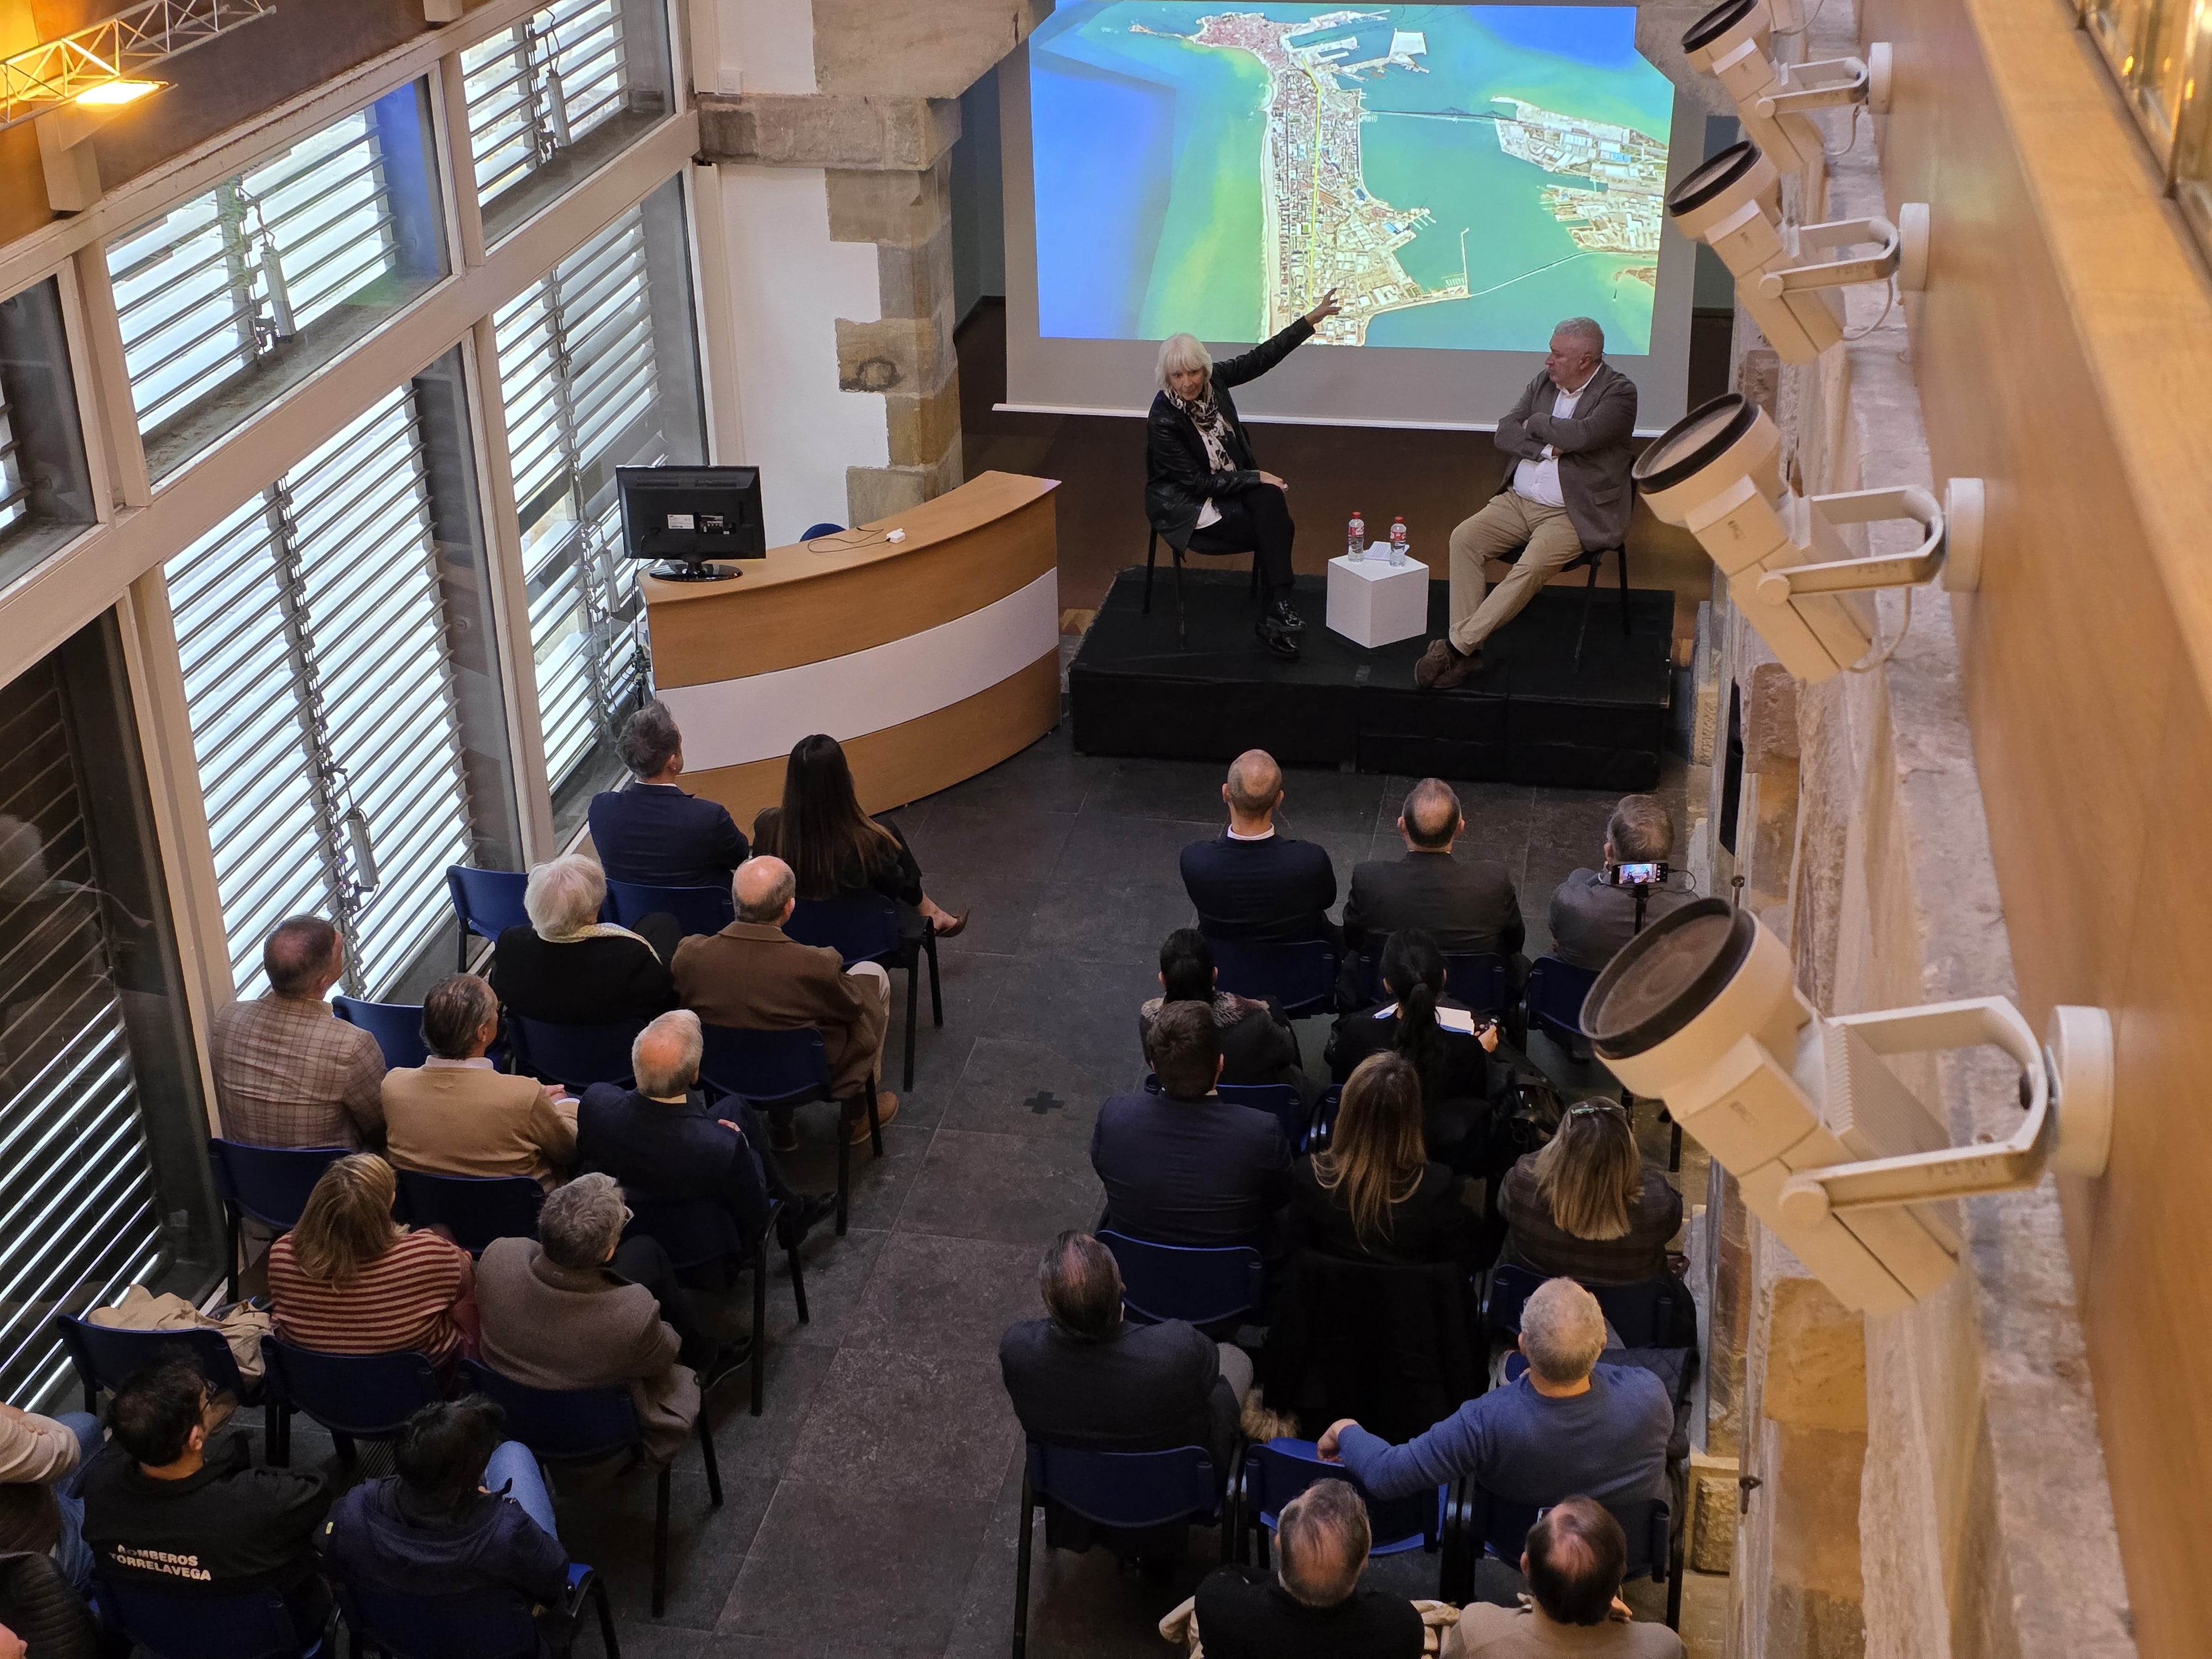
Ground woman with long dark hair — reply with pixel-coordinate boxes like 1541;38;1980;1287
1289;1052;1483;1272
1324;928;1499;1161
750;734;967;936
1136;927;1310;1095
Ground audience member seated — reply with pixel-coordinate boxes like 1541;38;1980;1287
1193;1479;1425;1659
383;974;575;1189
1501;1101;1683;1290
577;1011;834;1249
999;1232;1251;1484
672;855;898;1146
1318;1278;1671;1511
1327;930;1501;1162
1342;778;1525;969
1447;1496;1683;1658
1138;928;1312;1099
0;1400;103;1592
750;732;967;937
1289;1055;1484;1275
487;853;678;1025
79;1359;332;1640
266;1154;478;1366
1546;795;1691;973
209;914;384;1148
1180;750;1338;945
1093;1002;1291;1248
476;1175;723;1462
587;701;750;890
323;1397;568;1618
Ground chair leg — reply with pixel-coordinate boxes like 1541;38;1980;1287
750;1232;768;1418
902;959;919;1092
1248;555;1259;598
332;1430;356;1463
226;1208;241;1307
925;931;943;1026
1618;541;1632;635
698;1411;724;1507
1172;546;1188;644
457;919;468;973
1142;529;1158;614
651;1465;670;1618
1665;1506;1685;1629
591;1572;621;1659
787;1234;810;1324
1012;1471;1035;1659
867;1074;884;1160
836;1106;852;1236
272;1402;290;1468
1574;553;1600;671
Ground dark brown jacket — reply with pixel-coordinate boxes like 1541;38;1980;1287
671;921;886;1098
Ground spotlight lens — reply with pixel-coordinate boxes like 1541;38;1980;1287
75;79;161;107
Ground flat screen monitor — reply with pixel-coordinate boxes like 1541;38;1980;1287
617;466;766;581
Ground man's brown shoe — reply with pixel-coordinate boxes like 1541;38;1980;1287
848;1091;900;1144
1432;648;1482;691
1413;638;1457;688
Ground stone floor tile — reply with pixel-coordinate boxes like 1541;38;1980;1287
839;1231;1044;1358
897;1130;1103;1247
938;1037;1121;1145
779;1344;1021;1502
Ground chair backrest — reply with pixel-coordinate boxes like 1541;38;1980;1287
1588;1279;1688;1351
332;1578;539;1659
446;867;530;943
1098;1230;1264;1327
1525;956;1600;1041
1357;947;1510;1017
331;996;430;1071
1463;1486;1670;1582
1305;1084;1342;1151
259;1338;443;1440
798;521;846;540
1214;1082;1305;1151
393;1171;544;1255
93;1573;320;1659
604;879;735;938
206;1140;347;1231
785;893;901;965
1207;937;1341;1019
1025;1442;1218;1530
458;1359;641;1463
53;1314;249;1405
624;1188;747;1270
697;1023;833;1108
1484;1262;1547;1339
1243;1437;1441;1552
512;1016;645;1091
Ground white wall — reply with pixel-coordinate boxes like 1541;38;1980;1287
714;164;888;544
711;0;817;93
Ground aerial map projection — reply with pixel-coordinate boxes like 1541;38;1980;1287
1027;2;1675;353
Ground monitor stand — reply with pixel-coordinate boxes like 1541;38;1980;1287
647;560;739;582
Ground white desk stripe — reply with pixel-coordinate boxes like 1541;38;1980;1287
655;568;1061;772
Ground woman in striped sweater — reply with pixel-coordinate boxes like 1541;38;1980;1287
266;1155;478;1365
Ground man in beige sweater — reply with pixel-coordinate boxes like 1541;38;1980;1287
1447;1498;1682;1657
382;973;576;1188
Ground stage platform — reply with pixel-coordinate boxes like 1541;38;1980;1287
1069;567;1674;789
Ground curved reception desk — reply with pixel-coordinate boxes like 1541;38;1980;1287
640;472;1061;823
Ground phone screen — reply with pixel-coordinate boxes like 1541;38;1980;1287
1615;862;1663;885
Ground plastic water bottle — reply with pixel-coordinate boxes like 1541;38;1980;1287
1347;510;1365;561
1389;515;1408;565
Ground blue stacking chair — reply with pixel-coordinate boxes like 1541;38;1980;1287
786;892;942;1091
1140;1077;1320;1154
1588;1279;1693;1351
1098;1230;1264;1332
1358;948;1513;1019
622;1191;807;1417
1521;954;1677;1169
1482;1262;1548;1349
1447;1485;1678;1627
604;878;735;939
1306;1084;1343;1150
1206;937;1340;1019
798;521;846;540
51;1312;258;1415
336;1562;619;1659
258;1337;444;1467
1240;1438;1448;1579
1014;1441;1228;1659
511;1016;645;1091
698;1024;881;1237
332;995;430;1070
446;867;530;969
206;1139;346;1302
459;1359;723;1618
93;1574;331;1658
393;1170;544;1255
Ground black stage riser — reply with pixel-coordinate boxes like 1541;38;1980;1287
1070;567;1673;790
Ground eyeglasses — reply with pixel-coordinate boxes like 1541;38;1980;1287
1566;1100;1630;1119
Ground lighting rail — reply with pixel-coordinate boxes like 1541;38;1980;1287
0;0;274;130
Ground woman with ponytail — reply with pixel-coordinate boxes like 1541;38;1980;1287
1324;928;1499;1161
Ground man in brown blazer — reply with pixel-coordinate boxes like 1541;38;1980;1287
475;1175;705;1465
671;855;899;1144
382;973;577;1188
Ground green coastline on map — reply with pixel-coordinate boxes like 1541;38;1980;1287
1136;38;1269;341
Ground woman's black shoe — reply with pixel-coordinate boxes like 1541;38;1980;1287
1255;612;1302;660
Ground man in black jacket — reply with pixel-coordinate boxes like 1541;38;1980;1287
1180;751;1338;947
1092;1002;1291;1248
587;701;751;890
1342;779;1524;998
1193;1479;1425;1658
78;1359;331;1639
1145;295;1340;659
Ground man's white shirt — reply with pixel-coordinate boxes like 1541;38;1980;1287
1512;370;1598;508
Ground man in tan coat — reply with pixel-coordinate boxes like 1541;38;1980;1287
382;973;576;1188
1446;1498;1682;1657
670;855;898;1144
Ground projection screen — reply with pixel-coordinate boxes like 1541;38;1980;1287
1000;1;1703;432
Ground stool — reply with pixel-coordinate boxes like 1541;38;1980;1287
1142;528;1261;644
1496;539;1630;670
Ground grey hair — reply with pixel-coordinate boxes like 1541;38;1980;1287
633;1010;703;1098
1156;331;1212;394
1520;1277;1608;1386
539;1172;627;1270
524;853;606;937
1276;1479;1370;1606
1553;317;1604;357
734;856;796;924
618;700;683;779
1608;794;1673;862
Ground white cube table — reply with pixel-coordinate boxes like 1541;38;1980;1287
1327;544;1430;648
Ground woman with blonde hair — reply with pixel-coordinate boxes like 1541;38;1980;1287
265;1154;478;1364
1498;1098;1682;1288
1287;1052;1483;1272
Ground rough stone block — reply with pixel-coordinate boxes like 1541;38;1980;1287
878;222;958;321
883;372;964;469
1744;659;1801;765
825;159;952;248
1688;1449;1741;1574
812;0;1054;99
1761;1277;1867;1434
834;316;953;396
699;93;959;171
846;449;963;525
